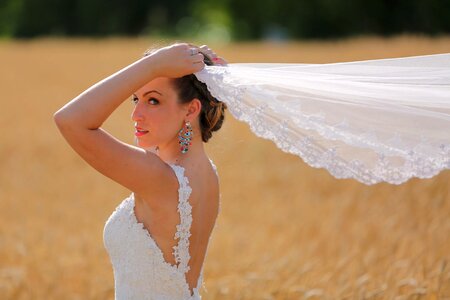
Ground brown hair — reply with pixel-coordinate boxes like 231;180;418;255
143;46;227;143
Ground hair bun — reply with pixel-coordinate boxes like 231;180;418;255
143;46;227;143
173;74;227;142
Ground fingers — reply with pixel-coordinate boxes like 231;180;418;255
179;44;205;72
180;42;215;58
186;42;199;49
214;57;228;66
191;53;205;72
186;46;200;56
199;45;228;66
181;42;226;69
199;45;217;62
192;53;205;64
200;47;216;58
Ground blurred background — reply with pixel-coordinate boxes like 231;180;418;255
1;0;450;42
0;0;449;299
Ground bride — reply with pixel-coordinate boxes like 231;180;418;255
54;43;228;299
54;40;449;299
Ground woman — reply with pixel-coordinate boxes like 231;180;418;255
54;43;228;299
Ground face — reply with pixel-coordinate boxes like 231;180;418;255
131;77;188;150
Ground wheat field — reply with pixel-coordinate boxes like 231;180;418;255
0;35;449;299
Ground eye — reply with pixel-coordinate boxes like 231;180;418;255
148;98;159;105
131;96;159;105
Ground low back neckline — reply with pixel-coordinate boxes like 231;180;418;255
103;157;219;299
130;161;197;297
129;157;218;298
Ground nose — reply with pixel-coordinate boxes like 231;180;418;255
131;101;144;122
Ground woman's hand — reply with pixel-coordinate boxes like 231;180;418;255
149;43;206;78
198;45;228;66
148;43;228;78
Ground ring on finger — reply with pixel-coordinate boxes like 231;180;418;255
190;48;198;56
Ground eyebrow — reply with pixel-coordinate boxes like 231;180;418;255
133;90;163;98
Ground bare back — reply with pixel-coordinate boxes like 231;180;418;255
133;157;220;294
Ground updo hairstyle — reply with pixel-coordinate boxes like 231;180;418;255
143;46;227;143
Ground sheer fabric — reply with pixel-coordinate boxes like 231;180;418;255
194;53;450;185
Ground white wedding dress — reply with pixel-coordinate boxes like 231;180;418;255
103;158;220;300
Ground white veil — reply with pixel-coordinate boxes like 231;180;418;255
194;53;450;185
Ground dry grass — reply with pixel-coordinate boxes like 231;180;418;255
0;35;449;299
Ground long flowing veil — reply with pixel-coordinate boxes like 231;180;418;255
194;53;450;185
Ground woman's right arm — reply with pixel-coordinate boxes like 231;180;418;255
54;44;204;129
53;43;206;197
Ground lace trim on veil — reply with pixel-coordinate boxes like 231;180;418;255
194;54;450;185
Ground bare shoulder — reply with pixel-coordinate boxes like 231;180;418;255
53;119;177;201
133;153;180;209
143;152;179;190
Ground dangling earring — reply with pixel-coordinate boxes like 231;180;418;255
178;120;193;154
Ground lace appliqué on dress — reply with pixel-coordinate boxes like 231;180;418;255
103;159;223;300
170;164;193;275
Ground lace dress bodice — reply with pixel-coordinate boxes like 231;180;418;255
103;158;220;300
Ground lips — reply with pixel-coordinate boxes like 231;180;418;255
135;125;149;137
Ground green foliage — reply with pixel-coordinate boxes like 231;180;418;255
227;0;450;40
0;0;23;37
1;0;449;40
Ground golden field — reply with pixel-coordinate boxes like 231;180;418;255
0;35;449;299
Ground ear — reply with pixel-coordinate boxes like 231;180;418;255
186;98;202;120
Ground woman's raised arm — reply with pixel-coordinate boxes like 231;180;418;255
53;43;205;129
52;43;206;198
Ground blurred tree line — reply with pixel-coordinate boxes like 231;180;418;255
0;0;449;40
